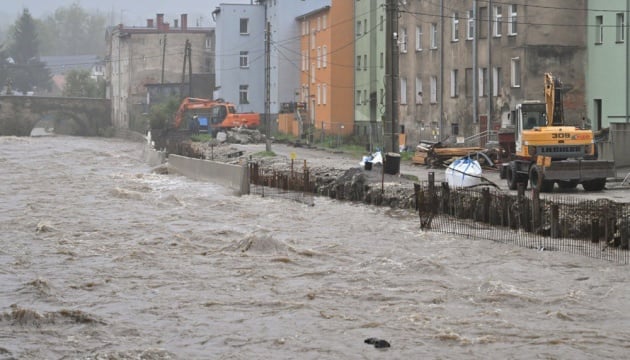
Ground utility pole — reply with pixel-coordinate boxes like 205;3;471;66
265;20;272;152
385;0;399;153
180;39;192;98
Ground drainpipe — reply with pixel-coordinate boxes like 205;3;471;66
439;0;444;140
627;0;629;124
488;0;493;136
472;0;478;134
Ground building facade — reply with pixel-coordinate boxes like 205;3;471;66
212;4;265;114
398;0;588;146
297;2;354;137
587;0;629;130
105;14;214;129
355;0;387;147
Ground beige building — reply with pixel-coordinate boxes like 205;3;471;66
398;0;587;146
106;14;215;129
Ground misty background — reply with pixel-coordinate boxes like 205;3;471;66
0;0;251;55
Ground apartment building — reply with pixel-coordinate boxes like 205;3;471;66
398;0;587;146
587;0;629;130
297;1;354;136
354;0;387;147
106;14;214;129
213;1;329;119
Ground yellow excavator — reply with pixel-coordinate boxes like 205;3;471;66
500;73;615;192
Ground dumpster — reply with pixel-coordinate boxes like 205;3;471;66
384;152;401;175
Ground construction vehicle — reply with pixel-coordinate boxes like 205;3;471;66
173;97;260;135
499;73;615;192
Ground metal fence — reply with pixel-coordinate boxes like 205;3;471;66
247;160;630;263
415;178;630;264
248;161;316;206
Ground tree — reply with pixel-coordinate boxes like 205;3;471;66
63;69;104;98
38;3;106;56
6;9;51;93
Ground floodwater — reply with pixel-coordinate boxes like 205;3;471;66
1;136;628;359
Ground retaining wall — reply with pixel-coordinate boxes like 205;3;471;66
168;154;249;195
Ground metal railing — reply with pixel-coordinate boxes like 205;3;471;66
415;174;630;264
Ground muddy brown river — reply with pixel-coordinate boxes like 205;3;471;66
1;136;628;359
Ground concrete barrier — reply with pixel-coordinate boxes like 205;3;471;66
142;145;166;167
168;154;249;195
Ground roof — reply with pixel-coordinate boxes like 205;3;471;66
295;6;331;20
40;55;103;75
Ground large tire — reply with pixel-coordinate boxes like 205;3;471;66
506;163;519;190
529;165;554;192
582;178;606;191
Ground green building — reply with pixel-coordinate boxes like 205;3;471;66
354;0;386;150
587;0;629;130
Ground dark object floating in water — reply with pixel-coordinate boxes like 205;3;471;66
364;337;391;348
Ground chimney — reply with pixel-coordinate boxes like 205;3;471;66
147;19;154;28
156;13;164;31
181;14;188;31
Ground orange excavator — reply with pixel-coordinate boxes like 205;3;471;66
173;97;260;135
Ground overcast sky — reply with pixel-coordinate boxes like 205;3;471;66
1;0;252;27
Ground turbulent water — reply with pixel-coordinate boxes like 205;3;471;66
1;136;629;360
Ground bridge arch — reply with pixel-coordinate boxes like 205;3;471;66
0;96;111;136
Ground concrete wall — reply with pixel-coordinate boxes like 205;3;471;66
597;122;630;167
168;154;249;195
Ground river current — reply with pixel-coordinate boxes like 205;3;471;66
1;136;628;359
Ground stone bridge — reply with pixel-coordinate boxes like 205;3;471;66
0;96;111;136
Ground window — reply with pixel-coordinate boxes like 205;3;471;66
479;67;487;96
617;13;626;42
323;84;327;105
357;55;361;70
508;4;517;35
467;10;474;40
317;17;321;31
205;37;213;49
363;89;367;105
511;57;521;87
311;65;315;83
492;67;501;96
416;76;423;104
364;19;368;34
239;85;249;104
317;84;321;105
311;31;315;49
450;69;458;97
416;25;423;51
380;15;384;31
380;52;384;68
493;6;502;37
380;88;384;105
400;77;407;105
240;18;249;34
430;76;437;104
356;90;362;105
301;50;306;71
363;54;367;71
357;21;362;37
239;51;249;68
465;68;473;97
323;14;327;29
452;12;459;41
430;23;438;49
400;27;408;53
317;47;321;68
596;16;604;44
322;46;327;68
